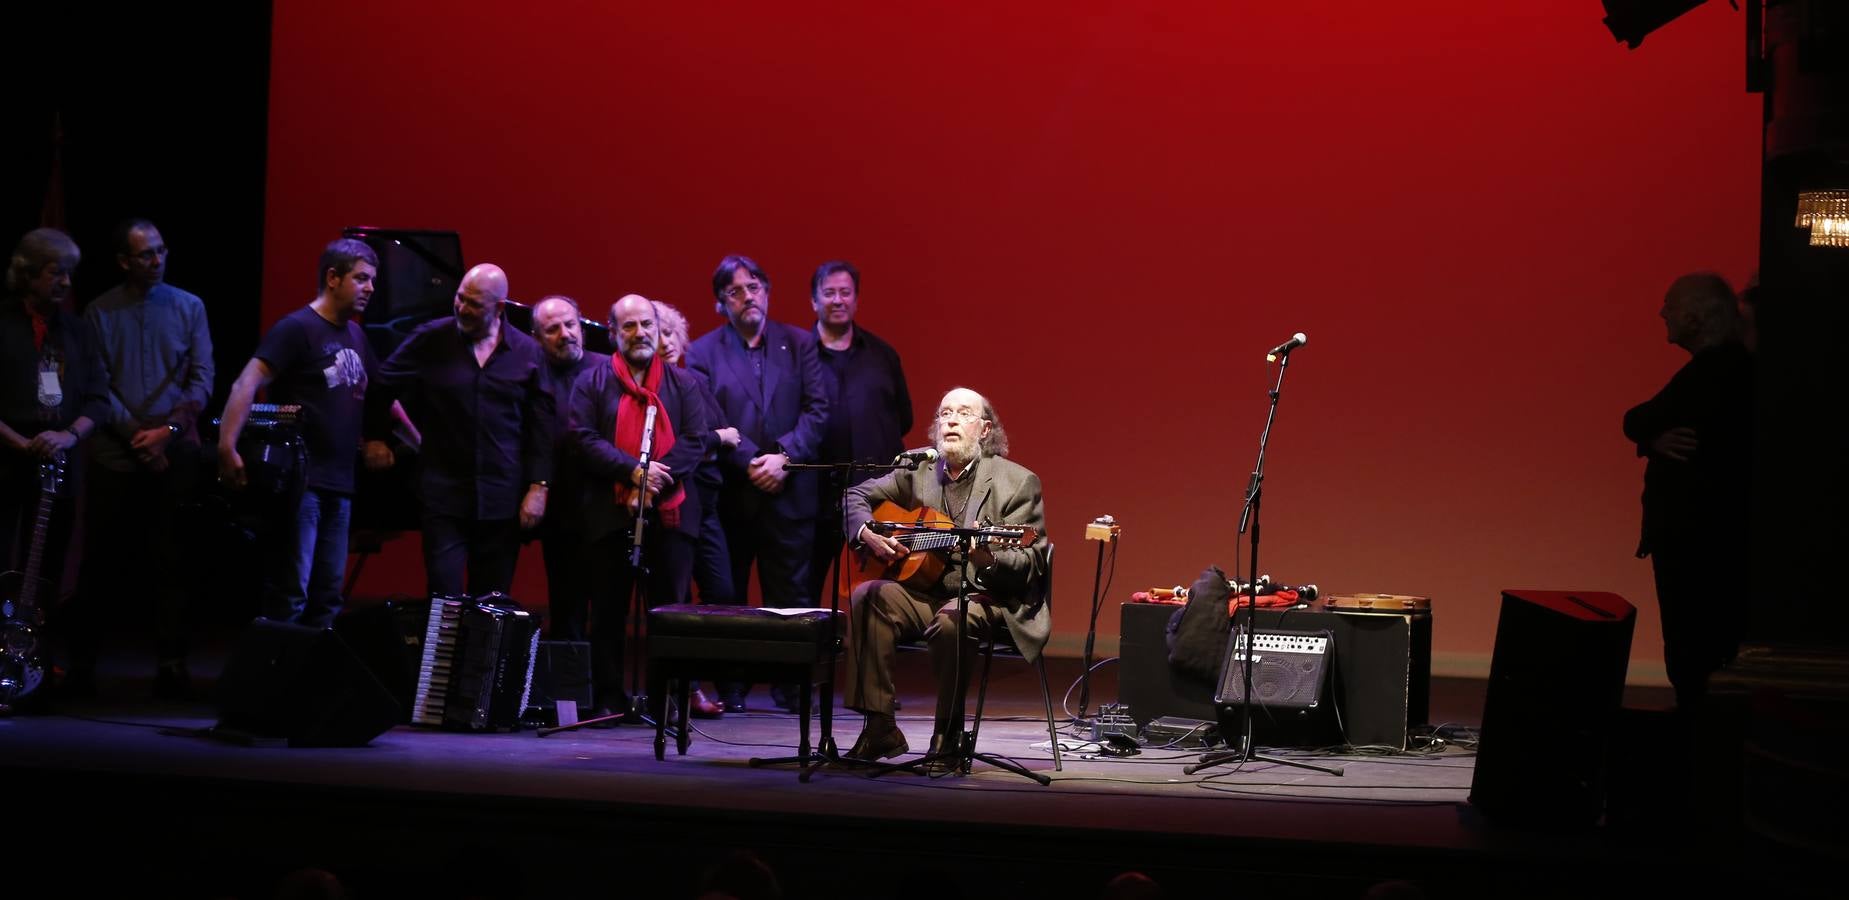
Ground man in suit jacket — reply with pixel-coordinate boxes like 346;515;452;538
569;294;711;716
684;255;830;710
841;387;1049;762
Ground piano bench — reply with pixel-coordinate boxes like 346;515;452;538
645;604;844;764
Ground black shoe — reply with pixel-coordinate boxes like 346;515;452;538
153;662;194;701
845;722;910;761
923;732;962;775
719;685;747;713
769;683;811;713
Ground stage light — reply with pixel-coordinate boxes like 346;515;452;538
1602;0;1708;49
1795;191;1849;248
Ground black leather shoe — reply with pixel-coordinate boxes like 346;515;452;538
845;723;910;761
769;682;811;712
719;684;747;713
922;732;961;775
585;700;627;727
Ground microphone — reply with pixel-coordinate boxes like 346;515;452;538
893;447;939;468
1265;332;1308;362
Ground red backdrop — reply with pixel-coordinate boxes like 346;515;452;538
262;1;1760;681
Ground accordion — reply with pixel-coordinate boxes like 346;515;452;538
411;594;540;732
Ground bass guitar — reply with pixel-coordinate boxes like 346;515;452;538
850;500;1038;595
0;452;66;714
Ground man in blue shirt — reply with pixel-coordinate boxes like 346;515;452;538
79;218;214;698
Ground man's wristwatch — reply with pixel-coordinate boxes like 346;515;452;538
165;422;181;437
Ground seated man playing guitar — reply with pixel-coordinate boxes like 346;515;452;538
842;386;1048;762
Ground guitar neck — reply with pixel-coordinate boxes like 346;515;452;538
18;484;57;610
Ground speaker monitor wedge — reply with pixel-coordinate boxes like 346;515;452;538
1468;589;1635;826
215;618;402;748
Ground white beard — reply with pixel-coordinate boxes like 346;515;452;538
938;440;979;469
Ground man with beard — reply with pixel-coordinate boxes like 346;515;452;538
218;238;400;628
684;255;829;712
841;387;1048;761
568;294;710;718
529;295;606;644
79;218;215;697
1622;272;1753;712
377;264;553;597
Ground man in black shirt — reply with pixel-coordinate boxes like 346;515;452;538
529;295;606;642
218;238;400;627
1622;272;1753;712
376;263;553;597
805;260;911;607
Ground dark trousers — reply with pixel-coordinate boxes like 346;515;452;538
420;512;520;598
1651;543;1745;712
72;459;197;670
690;476;735;606
806;477;852;611
260;488;351;629
718;483;813;608
843;580;997;735
585;526;694;706
540;527;590;640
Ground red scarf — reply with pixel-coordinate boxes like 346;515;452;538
612;354;684;528
26;305;48;351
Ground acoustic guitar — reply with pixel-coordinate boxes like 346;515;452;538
848;500;1038;595
0;453;66;714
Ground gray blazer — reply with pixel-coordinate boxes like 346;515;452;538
845;454;1051;661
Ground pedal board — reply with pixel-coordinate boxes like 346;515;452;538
1143;716;1222;749
1090;702;1138;743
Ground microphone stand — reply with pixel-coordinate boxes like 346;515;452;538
754;456;913;780
867;522;1050;786
1076;518;1120;722
1184;353;1343;778
539;405;659;735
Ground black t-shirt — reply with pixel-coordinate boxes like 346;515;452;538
254;306;375;494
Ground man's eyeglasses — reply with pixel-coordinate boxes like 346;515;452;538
818;288;854;300
935;409;983;423
723;282;764;300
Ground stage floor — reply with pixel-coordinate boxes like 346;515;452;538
2;637;1748;900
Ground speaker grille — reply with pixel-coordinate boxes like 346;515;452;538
1214;628;1332;709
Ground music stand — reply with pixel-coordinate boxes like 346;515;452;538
538;406;661;736
1183;353;1343;778
865;522;1051;786
746;457;911;779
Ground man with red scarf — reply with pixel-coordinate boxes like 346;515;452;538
567;294;712;719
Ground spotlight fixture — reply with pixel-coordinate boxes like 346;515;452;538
1602;0;1708;49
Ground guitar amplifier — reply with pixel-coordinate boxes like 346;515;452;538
1120;602;1432;749
1214;628;1332;709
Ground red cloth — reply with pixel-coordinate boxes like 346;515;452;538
611;354;684;528
1129;589;1301;614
